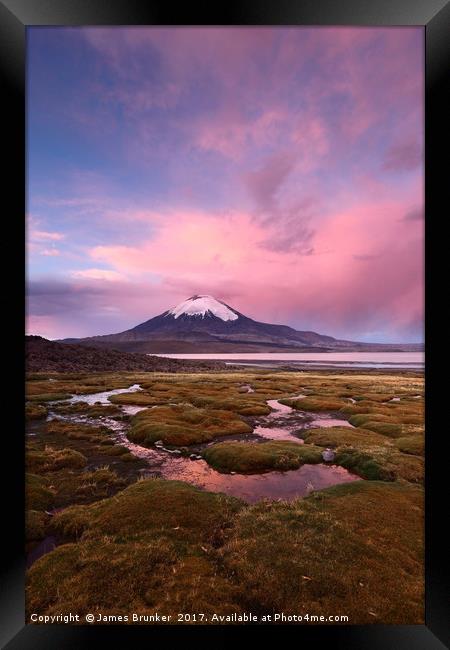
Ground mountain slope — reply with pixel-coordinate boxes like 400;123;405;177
60;295;423;353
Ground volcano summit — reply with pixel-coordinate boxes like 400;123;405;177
167;295;239;321
61;295;421;354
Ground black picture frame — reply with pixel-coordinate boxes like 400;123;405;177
2;1;448;647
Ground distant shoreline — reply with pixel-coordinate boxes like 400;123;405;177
149;351;424;371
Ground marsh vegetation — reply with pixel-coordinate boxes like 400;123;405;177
25;367;424;624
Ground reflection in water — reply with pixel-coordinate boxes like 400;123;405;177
68;384;142;405
44;385;360;503
121;404;148;416
307;417;354;429
265;393;354;431
154;351;424;369
157;459;358;503
253;424;304;443
266;399;293;416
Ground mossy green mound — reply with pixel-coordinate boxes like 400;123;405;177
334;448;395;481
129;404;252;447
348;413;393;427
221;481;423;624
27;537;242;618
202;441;323;474
357;421;403;437
335;447;423;483
108;393;163;406
191;396;271;416
50;478;243;544
281;397;345;412
27;480;424;624
302;426;391;449
395;435;424;456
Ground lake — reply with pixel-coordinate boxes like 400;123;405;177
152;351;424;369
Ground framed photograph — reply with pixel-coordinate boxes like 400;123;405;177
2;1;448;647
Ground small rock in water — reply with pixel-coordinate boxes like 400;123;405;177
322;449;335;462
154;440;164;447
172;450;182;456
189;454;197;460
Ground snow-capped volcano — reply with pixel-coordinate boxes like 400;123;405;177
167;295;239;321
60;294;421;353
63;293;340;351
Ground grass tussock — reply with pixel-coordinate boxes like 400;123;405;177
27;447;87;473
26;473;55;510
25;403;48;420
52;402;123;418
26;510;51;541
27;393;72;403
44;419;111;438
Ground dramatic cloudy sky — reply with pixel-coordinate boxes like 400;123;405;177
27;27;424;342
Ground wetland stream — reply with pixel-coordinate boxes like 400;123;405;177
43;383;359;504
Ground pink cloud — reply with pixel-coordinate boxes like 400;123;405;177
86;200;423;341
27;217;65;256
30;229;65;241
26;314;62;340
71;268;126;281
40;248;61;257
28;27;423;342
244;151;297;211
